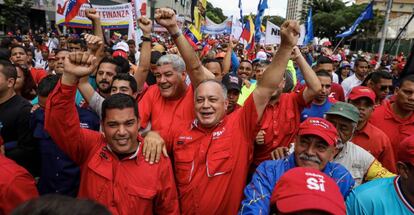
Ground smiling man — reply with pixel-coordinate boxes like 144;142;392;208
44;52;179;215
239;117;354;214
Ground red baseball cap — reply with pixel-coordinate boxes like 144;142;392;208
298;117;338;146
348;86;376;104
271;167;346;215
398;135;414;165
112;50;128;59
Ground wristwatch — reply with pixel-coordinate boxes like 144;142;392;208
171;30;182;40
141;35;151;42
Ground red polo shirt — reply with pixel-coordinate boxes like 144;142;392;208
253;89;308;168
352;122;396;173
369;100;414;161
30;67;47;85
0;154;38;215
139;84;194;152
45;82;179;215
164;95;259;214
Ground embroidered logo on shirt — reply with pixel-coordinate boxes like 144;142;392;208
212;127;226;140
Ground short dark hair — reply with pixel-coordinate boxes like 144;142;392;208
97;57;121;74
315;70;333;80
102;93;139;120
0;60;17;80
127;39;135;45
112;73;138;93
37;75;60;97
355;58;368;67
399;74;414;88
113;56;130;74
55;48;70;56
202;58;223;71
317;56;333;65
10;45;27;54
240;60;253;67
11;194;111;215
370;71;392;84
150;51;163;65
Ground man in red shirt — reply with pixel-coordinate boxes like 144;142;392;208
253;46;321;168
0;153;38;214
370;75;414;161
348;86;396;172
162;20;302;214
9;45;47;85
138;8;214;152
45;52;179;215
315;55;345;101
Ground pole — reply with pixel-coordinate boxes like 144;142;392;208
388;13;414;53
333;37;345;53
377;0;393;69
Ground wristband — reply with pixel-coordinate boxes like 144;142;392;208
171;30;182;40
141;36;151;42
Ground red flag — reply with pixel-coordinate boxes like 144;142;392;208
65;0;88;23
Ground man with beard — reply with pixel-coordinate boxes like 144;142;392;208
239;118;355;214
342;58;369;97
370;75;414;161
348;86;396;173
301;70;335;121
252;46;321;171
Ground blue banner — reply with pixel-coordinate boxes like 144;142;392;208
336;2;374;38
304;7;314;45
254;0;268;43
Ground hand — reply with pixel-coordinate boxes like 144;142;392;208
84;34;104;56
290;46;302;61
154;8;178;33
270;146;290;160
255;130;266;145
138;17;153;36
243;79;251;89
280;20;300;49
31;104;40;113
167;47;179;54
85;8;100;21
228;37;238;50
64;52;97;78
142;131;168;164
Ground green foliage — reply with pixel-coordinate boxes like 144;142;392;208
0;0;33;30
263;15;286;27
302;0;383;40
206;1;227;23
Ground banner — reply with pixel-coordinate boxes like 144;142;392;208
265;20;280;45
231;17;243;39
201;16;232;35
55;1;132;29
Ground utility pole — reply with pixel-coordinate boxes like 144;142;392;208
377;0;393;68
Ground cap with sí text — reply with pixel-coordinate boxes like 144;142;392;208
298;117;339;146
271;167;345;215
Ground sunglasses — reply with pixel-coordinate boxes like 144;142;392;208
380;85;393;91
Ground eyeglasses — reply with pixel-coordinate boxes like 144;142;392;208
380;85;393;91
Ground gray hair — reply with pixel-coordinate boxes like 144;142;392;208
156;54;186;73
195;79;228;100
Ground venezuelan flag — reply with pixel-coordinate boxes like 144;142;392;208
184;25;202;49
240;16;255;50
65;0;88;23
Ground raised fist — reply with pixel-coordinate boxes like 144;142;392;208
138;16;153;35
290;46;302;61
280;20;300;49
154;8;177;31
84;34;103;55
85;8;100;21
64;52;96;78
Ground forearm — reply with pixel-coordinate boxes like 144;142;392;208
91;20;104;41
297;55;321;100
77;76;96;104
135;33;151;91
222;46;232;75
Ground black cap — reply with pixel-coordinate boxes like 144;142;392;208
222;73;242;92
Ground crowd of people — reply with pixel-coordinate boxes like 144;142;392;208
0;6;413;215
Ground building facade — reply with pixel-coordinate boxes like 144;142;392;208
356;0;414;19
286;0;310;21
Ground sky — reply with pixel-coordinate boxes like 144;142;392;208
208;0;288;19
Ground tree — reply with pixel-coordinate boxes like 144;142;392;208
0;0;33;32
263;15;285;27
206;2;227;23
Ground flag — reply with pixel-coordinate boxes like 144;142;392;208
239;0;243;24
65;0;88;23
303;7;314;45
240;15;255;44
184;25;202;49
254;0;268;43
336;1;374;38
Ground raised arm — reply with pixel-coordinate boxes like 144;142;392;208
45;52;98;164
222;38;238;75
85;8;104;41
134;17;152;92
253;21;300;121
291;46;322;104
155;8;214;87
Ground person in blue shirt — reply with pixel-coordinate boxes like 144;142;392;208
301;70;335;121
346;135;414;214
239;117;355;214
31;75;100;196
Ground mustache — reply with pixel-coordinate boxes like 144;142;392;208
299;153;321;164
99;81;110;84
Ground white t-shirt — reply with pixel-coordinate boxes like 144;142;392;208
341;74;363;98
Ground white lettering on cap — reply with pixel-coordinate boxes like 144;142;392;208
306;175;326;192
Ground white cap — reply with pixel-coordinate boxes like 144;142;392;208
256;51;267;60
113;41;129;52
